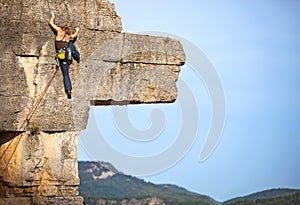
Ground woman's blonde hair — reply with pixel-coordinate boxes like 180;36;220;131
61;24;71;35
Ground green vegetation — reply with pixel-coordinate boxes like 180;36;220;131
79;162;300;205
28;123;40;135
119;57;124;65
79;161;218;205
225;189;300;205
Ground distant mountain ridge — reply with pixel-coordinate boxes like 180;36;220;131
225;188;300;205
79;161;219;205
225;188;299;202
78;161;300;205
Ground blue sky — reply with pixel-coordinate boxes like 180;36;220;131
79;0;300;201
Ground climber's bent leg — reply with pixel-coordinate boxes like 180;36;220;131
68;41;80;63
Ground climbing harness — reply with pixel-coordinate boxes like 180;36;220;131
56;46;72;66
0;65;59;175
57;49;66;60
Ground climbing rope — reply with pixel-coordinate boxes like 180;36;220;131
0;65;59;174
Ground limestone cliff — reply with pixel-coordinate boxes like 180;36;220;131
0;0;185;204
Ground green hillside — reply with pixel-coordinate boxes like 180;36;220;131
78;161;300;205
224;188;300;205
78;161;219;205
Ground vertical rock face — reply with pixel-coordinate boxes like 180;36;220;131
0;132;83;205
0;0;185;204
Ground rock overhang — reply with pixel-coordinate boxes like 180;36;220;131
0;0;186;132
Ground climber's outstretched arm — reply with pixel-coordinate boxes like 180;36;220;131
70;27;80;39
49;12;62;32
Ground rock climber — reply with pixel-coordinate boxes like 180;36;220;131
49;12;80;99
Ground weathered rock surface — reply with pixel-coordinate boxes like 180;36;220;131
0;0;185;132
0;0;185;204
0;132;83;205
